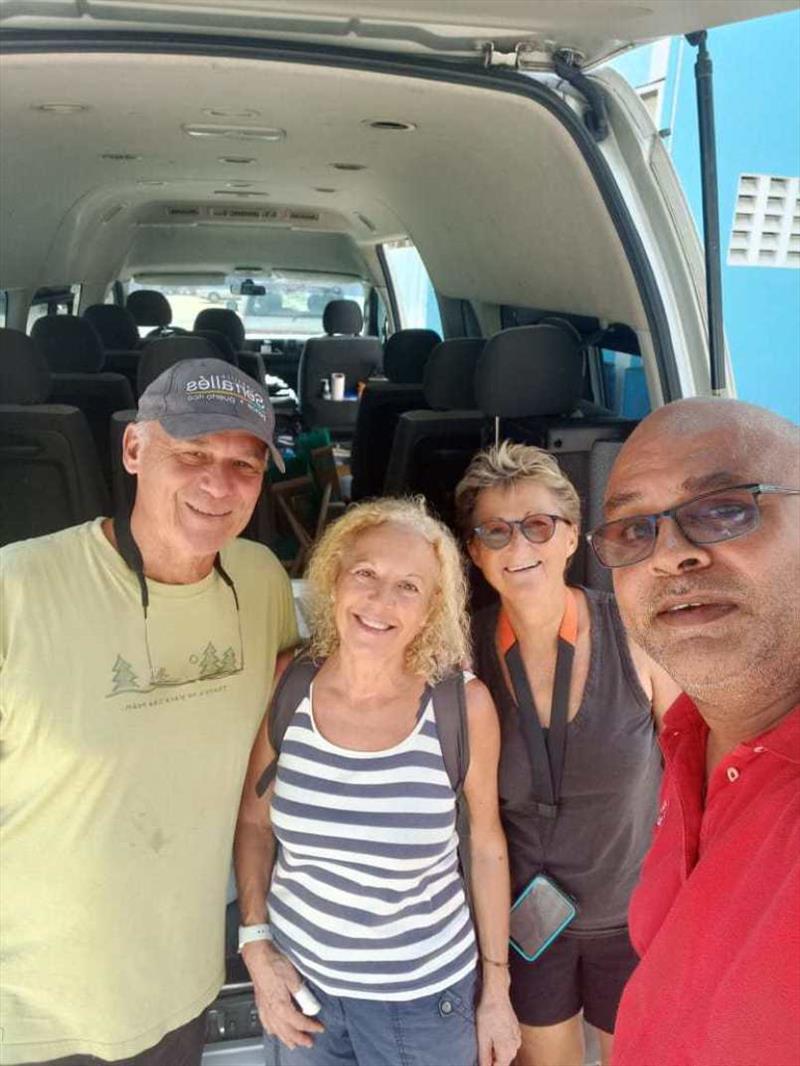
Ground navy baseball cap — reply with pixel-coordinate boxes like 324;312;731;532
137;358;284;472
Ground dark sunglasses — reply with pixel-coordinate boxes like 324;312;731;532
472;513;571;550
586;483;800;569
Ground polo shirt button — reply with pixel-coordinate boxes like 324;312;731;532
727;767;740;782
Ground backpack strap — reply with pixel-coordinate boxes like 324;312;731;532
431;671;470;792
255;656;321;798
431;671;473;912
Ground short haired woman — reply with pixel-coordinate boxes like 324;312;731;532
235;497;521;1066
455;442;679;1066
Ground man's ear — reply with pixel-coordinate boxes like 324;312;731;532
121;422;144;476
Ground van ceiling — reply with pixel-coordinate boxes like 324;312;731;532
0;49;646;327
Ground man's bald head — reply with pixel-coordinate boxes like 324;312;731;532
603;398;800;725
608;399;799;513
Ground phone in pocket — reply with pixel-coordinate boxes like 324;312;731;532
509;873;577;962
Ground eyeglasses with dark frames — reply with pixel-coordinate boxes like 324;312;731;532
586;483;800;569
472;513;572;550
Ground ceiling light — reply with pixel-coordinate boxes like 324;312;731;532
315;187;337;194
218;156;256;165
330;163;367;172
34;102;90;114
363;119;416;132
101;153;143;161
203;108;261;119
184;124;285;142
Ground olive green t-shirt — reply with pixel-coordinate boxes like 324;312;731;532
0;519;297;1064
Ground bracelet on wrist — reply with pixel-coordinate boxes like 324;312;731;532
481;955;510;968
238;923;273;952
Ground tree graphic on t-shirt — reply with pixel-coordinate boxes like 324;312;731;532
153;667;175;686
110;654;140;694
198;642;222;678
219;646;238;675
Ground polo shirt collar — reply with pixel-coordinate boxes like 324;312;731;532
662;693;800;763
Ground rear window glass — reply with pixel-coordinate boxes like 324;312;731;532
0;290;6;328
128;275;369;342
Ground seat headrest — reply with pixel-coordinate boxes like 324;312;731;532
475;324;584;418
322;299;363;336
127;290;173;328
193;329;239;367
83;304;141;350
138;335;219;394
31;315;105;373
0;328;51;403
194;308;245;350
422;338;485;410
383;329;441;384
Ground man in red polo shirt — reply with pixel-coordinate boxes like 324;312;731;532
586;398;800;1066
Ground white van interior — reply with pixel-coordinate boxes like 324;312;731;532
0;0;794;1056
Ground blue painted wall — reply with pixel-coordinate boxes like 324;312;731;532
611;11;800;423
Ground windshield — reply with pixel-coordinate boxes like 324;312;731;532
128;274;368;341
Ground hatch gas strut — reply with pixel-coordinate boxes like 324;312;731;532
686;30;726;395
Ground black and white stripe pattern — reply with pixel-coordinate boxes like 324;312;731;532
269;684;477;999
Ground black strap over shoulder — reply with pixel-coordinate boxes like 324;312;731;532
255;655;320;798
430;671;470;794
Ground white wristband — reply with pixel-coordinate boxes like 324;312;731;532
238;923;273;952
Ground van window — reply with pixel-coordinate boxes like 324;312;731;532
26;285;82;332
127;275;368;341
381;241;443;335
0;290;7;328
601;349;651;419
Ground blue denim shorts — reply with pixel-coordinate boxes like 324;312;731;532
264;970;478;1066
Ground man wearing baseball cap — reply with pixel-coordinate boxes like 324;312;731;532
0;359;298;1064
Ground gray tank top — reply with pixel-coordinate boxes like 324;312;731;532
472;587;662;933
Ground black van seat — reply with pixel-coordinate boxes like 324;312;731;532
83;304;141;351
475;324;637;590
0;328;109;546
298;299;382;438
350;329;441;502
127;290;186;339
383;338;485;525
192;308;266;385
30;315;134;480
82;304;142;395
192;329;240;367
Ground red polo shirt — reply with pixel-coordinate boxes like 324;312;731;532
614;695;800;1066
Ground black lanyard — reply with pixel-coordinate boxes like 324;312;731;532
499;589;578;859
113;508;239;617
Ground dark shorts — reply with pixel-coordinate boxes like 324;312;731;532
509;928;639;1034
26;1010;206;1066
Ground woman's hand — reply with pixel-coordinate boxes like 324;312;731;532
476;985;521;1066
241;940;324;1050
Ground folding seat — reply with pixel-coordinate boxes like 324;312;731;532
383;338;486;526
350;328;440;501
297;300;383;437
0;328;109;546
82;303;142;395
474;323;637;590
30;315;134;481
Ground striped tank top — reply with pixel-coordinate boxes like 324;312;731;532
268;678;477;1000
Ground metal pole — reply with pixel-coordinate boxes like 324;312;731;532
686;30;726;394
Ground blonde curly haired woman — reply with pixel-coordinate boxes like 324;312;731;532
234;497;520;1066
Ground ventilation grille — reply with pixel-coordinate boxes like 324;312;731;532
166;207;201;218
728;174;800;268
